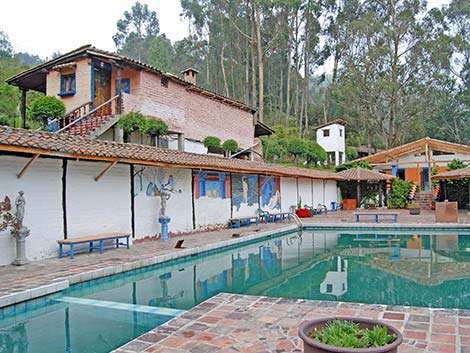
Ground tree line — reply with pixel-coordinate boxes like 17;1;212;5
1;0;469;152
112;0;470;149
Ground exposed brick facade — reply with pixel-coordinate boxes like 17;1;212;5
123;71;255;149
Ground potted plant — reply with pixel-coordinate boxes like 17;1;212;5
299;317;402;353
203;136;224;154
409;202;421;215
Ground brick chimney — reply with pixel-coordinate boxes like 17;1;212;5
181;68;198;85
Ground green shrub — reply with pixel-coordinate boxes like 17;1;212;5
142;118;168;136
203;136;221;148
0;115;10;126
304;141;327;164
118;112;146;133
286;138;307;158
30;96;65;124
346;146;359;160
311;319;396;348
387;178;414;209
222;139;239;153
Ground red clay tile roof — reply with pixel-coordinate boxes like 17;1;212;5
6;45;255;113
432;166;470;180
0;126;342;180
337;167;395;181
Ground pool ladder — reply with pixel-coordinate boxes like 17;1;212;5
290;212;303;230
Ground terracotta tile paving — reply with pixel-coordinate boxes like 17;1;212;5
112;293;470;353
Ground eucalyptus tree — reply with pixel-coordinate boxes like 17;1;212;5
113;1;160;62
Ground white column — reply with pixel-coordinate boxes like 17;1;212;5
335;150;339;166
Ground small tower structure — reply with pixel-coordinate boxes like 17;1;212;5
316;119;346;166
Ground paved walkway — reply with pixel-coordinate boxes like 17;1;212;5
113;293;470;353
303;209;470;225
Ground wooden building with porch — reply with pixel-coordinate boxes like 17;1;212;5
355;138;470;193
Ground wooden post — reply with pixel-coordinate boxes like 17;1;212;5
356;181;361;207
378;182;383;208
21;89;27;129
425;142;432;191
116;66;122;115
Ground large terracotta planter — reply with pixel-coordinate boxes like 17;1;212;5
299;317;403;353
343;199;357;210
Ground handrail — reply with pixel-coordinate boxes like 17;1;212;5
64;100;92;117
56;95;119;133
290;212;303;229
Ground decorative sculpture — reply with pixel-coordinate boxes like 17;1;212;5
11;191;30;265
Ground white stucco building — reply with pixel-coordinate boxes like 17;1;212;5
316;119;346;166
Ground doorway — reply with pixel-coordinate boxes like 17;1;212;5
92;59;112;115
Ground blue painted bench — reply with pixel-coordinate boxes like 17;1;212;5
269;212;292;222
57;232;130;259
354;212;399;223
229;216;259;228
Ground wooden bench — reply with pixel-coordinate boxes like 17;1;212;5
229;216;259;228
57;232;130;259
269;212;292;222
354;212;399;223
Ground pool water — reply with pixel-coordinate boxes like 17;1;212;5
1;228;469;352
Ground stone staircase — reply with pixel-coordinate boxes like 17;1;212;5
413;191;434;209
66;114;118;137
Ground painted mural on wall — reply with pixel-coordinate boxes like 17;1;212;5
193;171;231;227
260;176;281;211
232;174;258;215
193;171;230;199
134;166;182;198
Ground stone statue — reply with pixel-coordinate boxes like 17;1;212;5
15;191;26;229
159;189;171;217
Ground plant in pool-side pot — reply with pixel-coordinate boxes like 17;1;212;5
299;317;403;353
409;202;421;215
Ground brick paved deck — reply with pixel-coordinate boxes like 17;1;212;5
113;293;470;353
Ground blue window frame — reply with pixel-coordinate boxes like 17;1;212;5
59;73;76;96
115;79;130;94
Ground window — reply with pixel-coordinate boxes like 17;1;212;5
60;74;76;96
161;77;169;88
339;129;343;137
115;79;130;94
323;129;330;137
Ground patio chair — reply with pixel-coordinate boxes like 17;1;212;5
257;208;271;223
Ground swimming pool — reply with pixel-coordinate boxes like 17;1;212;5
1;228;469;352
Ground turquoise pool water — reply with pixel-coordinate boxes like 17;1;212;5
1;228;469;352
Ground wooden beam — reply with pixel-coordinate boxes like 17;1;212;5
17;154;40;178
21;89;27;129
94;160;120;181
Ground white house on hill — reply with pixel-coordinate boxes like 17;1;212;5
316;119;346;166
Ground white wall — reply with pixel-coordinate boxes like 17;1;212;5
324;180;338;209
280;177;298;211
133;166;193;238
316;123;346;165
66;160;132;237
0;156;63;265
312;180;324;207
297;178;313;207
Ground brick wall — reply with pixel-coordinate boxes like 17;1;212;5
46;58;91;112
125;71;255;149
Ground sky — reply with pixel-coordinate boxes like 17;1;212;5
0;0;449;60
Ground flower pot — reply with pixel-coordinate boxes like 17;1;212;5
409;208;420;215
299;317;403;353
